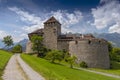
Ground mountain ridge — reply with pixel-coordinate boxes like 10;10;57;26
93;32;120;47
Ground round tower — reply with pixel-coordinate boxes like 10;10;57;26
69;39;110;69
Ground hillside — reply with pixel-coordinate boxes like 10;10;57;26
21;54;120;80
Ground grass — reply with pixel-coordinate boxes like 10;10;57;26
0;50;12;80
89;61;120;76
21;54;120;80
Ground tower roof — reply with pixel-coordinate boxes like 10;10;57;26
28;29;44;35
44;16;61;24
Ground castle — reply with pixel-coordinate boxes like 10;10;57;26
26;16;110;69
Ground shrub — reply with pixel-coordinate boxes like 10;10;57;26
45;50;64;63
80;61;88;68
110;47;120;62
67;55;77;68
12;44;22;53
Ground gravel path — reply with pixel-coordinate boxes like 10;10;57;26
2;54;45;80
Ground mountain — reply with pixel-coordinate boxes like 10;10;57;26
0;39;4;48
16;39;28;52
0;38;28;51
94;32;120;47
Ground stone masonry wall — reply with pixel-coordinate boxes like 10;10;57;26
26;41;34;53
43;23;61;50
69;39;110;69
57;40;69;51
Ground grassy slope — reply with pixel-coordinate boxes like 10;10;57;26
89;61;120;76
0;50;12;80
21;54;119;80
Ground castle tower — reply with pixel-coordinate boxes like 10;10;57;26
43;16;61;50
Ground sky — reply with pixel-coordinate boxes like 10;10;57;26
0;0;120;42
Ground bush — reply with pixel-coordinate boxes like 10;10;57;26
45;50;64;63
110;47;120;62
12;44;22;53
66;55;77;68
112;48;120;55
80;61;88;68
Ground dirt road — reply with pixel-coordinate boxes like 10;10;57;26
2;54;45;80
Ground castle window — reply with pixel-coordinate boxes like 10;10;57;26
99;40;101;43
75;41;78;44
88;40;91;44
53;29;56;33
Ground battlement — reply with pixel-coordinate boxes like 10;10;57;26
75;38;108;45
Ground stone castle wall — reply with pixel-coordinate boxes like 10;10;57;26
57;40;69;51
69;39;110;69
26;41;34;54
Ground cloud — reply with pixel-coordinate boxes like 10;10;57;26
0;30;8;39
22;24;43;33
109;23;120;33
12;33;28;42
8;6;84;42
8;7;41;24
9;7;83;33
49;10;83;33
0;30;27;42
91;0;120;33
8;7;45;33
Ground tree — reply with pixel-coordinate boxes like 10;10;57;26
79;61;88;68
108;42;115;61
108;42;120;62
112;48;120;55
66;55;77;68
108;42;113;53
31;35;44;57
12;44;22;53
45;50;64;63
2;35;13;49
110;48;120;62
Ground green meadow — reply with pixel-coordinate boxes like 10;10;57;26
21;54;120;80
0;50;12;80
